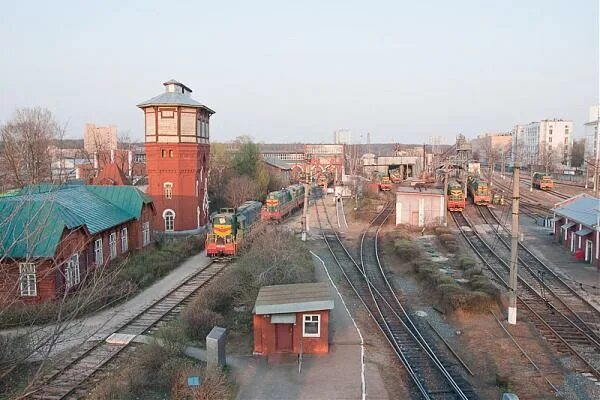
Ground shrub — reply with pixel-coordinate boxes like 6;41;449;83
438;284;494;313
434;226;454;236
414;262;439;284
436;274;455;285
236;229;314;290
171;367;233;400
457;256;476;269
394;239;422;261
194;277;236;314
463;267;483;279
181;307;226;342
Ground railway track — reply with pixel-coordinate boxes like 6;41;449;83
476;205;600;339
316;197;475;399
520;177;568;200
452;211;600;378
27;261;225;400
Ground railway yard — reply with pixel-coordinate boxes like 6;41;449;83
3;167;600;400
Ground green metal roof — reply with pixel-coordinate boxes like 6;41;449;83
0;184;153;259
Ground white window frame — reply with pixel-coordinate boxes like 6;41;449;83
19;263;37;297
163;209;175;232
302;314;321;337
65;253;80;289
94;238;103;265
109;232;117;259
121;227;128;253
142;221;151;246
164;182;173;199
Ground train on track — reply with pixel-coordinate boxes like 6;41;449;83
532;172;554;190
371;173;392;191
379;176;392;191
205;200;262;257
467;176;491;205
316;171;334;190
447;181;466;211
389;168;402;183
261;184;305;221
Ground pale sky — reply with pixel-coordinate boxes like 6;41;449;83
0;0;597;144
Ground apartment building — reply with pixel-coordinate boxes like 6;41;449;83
584;105;600;162
511;119;572;169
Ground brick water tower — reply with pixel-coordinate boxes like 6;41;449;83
138;80;214;232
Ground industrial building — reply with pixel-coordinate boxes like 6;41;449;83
395;187;445;226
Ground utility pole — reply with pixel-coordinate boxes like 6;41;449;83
301;157;311;241
509;162;520;325
501;148;506;179
594;103;600;197
443;170;449;226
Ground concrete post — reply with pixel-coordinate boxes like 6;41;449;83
509;163;520;325
206;326;227;369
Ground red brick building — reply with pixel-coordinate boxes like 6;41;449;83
138;80;214;232
0;184;154;304
253;283;334;355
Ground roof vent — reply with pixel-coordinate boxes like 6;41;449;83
163;79;192;96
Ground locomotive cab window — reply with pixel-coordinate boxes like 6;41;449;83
303;314;320;337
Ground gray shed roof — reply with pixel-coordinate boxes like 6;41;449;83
396;186;444;195
552;194;600;228
262;158;293;170
254;282;334;315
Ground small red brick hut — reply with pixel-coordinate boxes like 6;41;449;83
253;282;334;355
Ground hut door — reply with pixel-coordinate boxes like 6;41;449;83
276;324;293;352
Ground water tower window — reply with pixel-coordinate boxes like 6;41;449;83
161;109;174;119
169;150;174;157
161;149;166;158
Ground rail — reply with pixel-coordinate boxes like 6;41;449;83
26;261;226;399
452;211;600;378
315;195;474;399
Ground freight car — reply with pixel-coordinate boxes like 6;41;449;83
261;184;305;221
206;200;262;257
467;177;491;205
447;181;466;211
532;172;554;190
317;171;334;190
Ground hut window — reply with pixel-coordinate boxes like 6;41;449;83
302;314;320;337
94;238;103;266
65;253;80;289
109;233;117;260
121;227;128;253
19;263;37;297
142;222;151;246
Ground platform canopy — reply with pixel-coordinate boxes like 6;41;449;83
254;282;334;315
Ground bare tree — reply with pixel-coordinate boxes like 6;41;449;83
0;108;63;188
224;176;258;208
